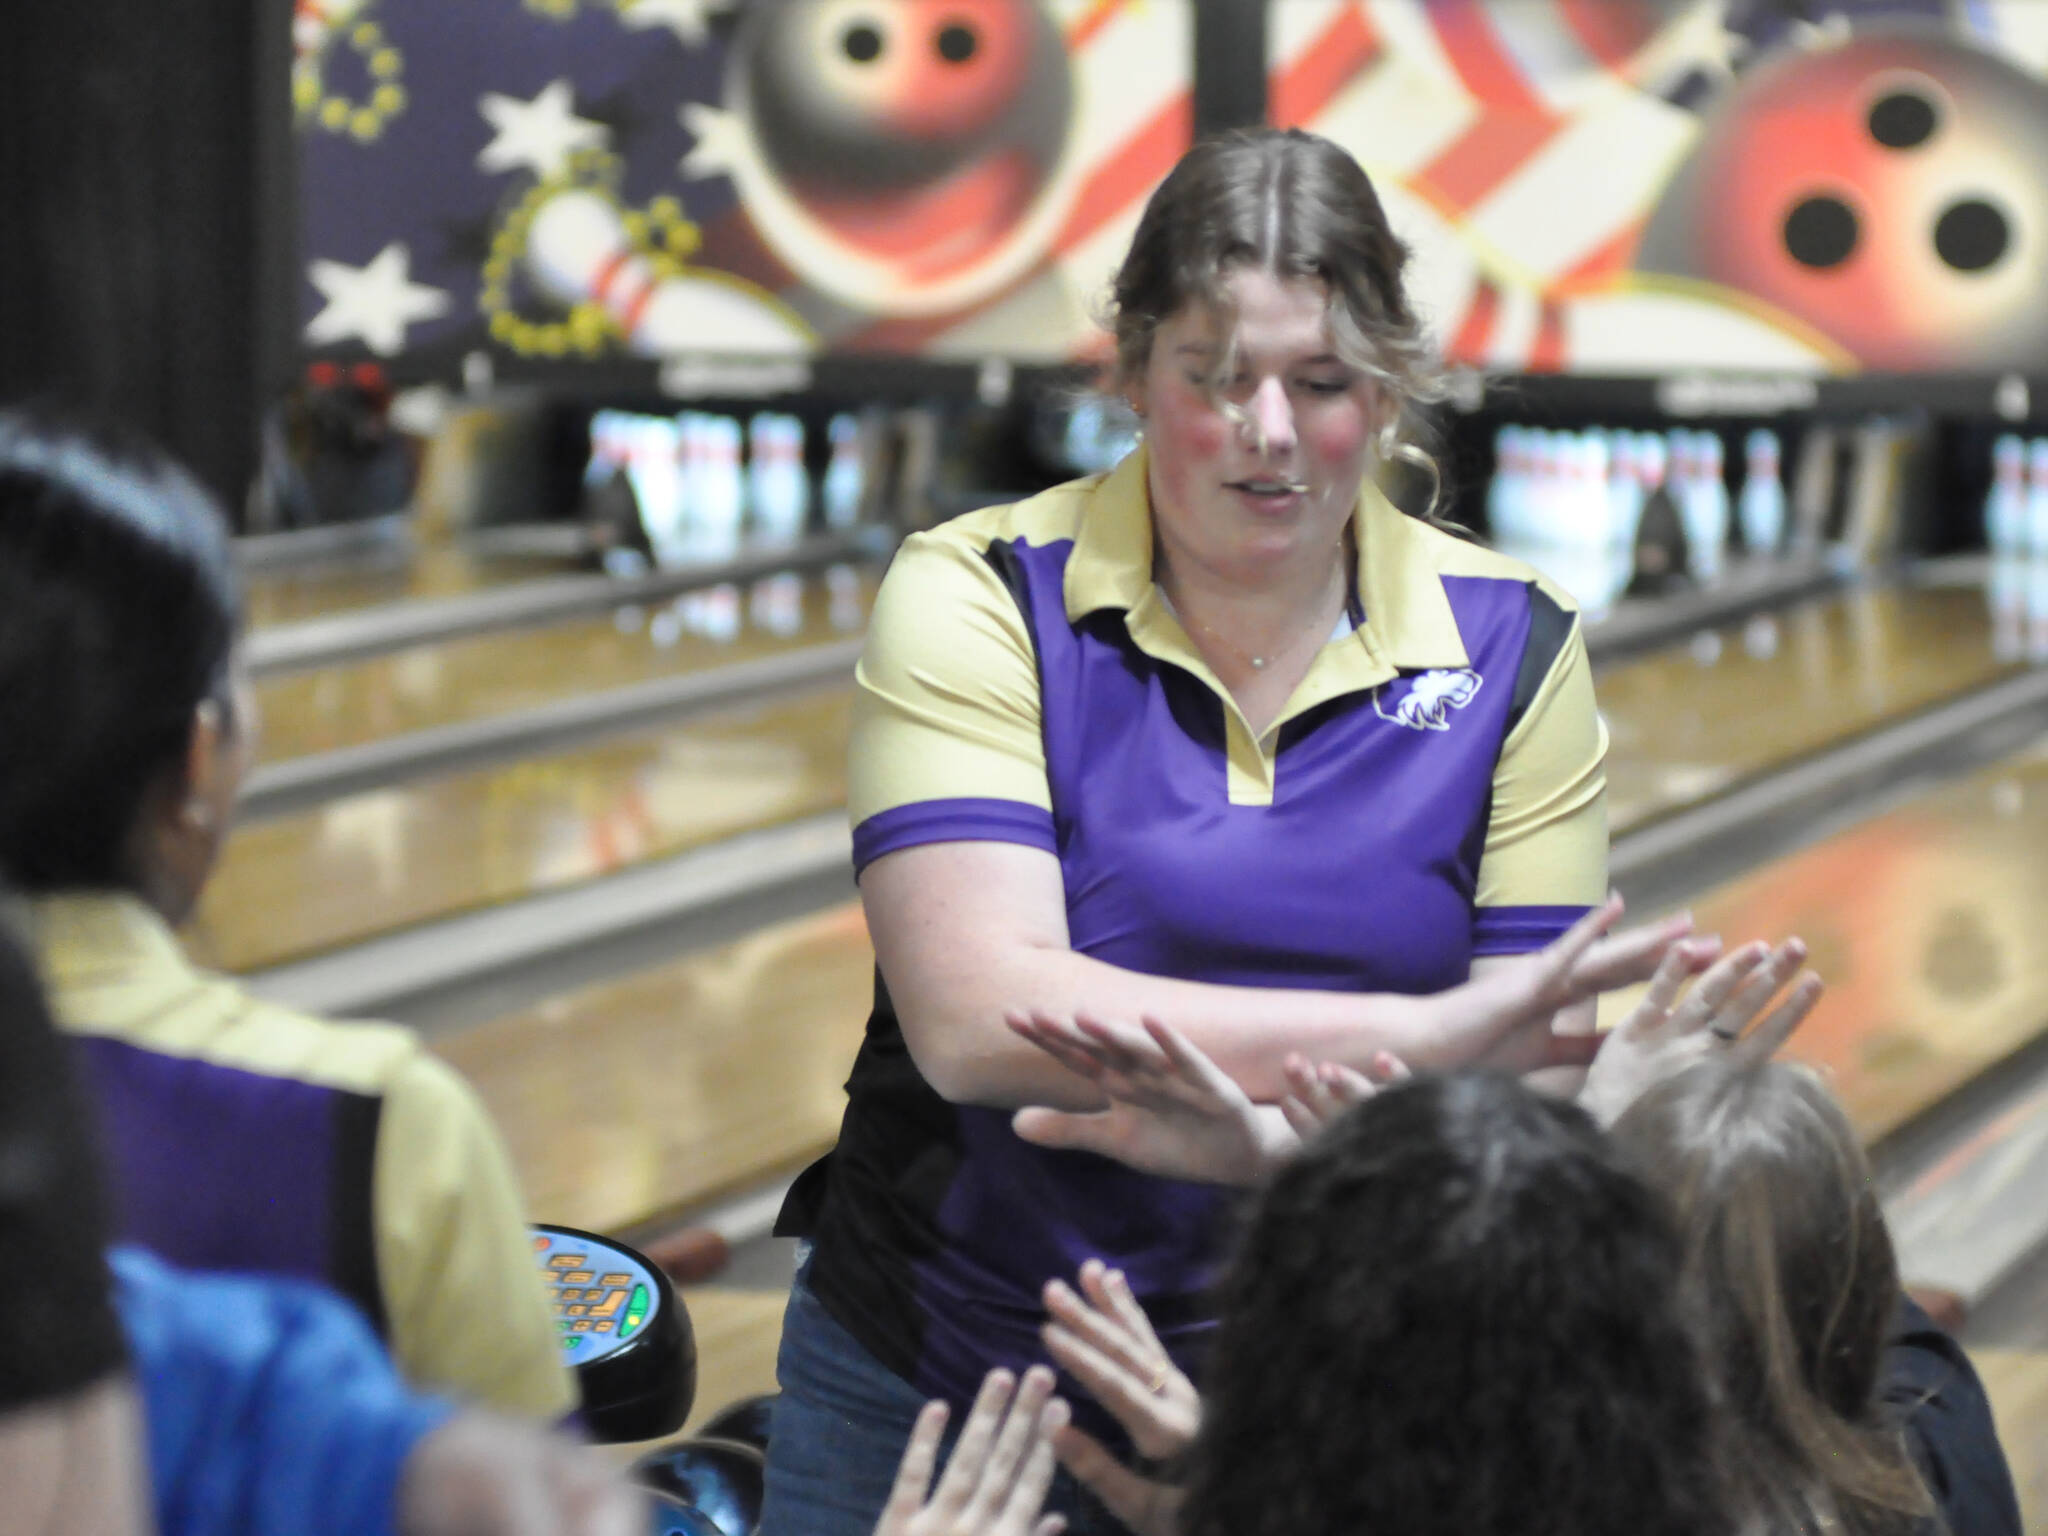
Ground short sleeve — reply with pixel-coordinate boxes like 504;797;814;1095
115;1246;457;1536
1472;590;1609;956
849;529;1053;876
371;1055;574;1420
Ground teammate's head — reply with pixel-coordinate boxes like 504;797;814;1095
1613;1061;1931;1536
1182;1072;1733;1536
0;407;251;918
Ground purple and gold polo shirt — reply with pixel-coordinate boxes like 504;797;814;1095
782;446;1608;1422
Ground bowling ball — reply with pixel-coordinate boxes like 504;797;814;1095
1637;26;2048;370
648;1492;727;1536
740;0;1070;195
631;1437;766;1536
697;1393;775;1453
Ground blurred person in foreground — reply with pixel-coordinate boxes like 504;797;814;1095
0;407;568;1418
0;901;640;1536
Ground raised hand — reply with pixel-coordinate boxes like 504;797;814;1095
1578;934;1821;1125
1051;1423;1182;1536
874;1367;1070;1536
1042;1260;1200;1461
1438;897;1696;1075
1008;1013;1294;1185
1277;1051;1406;1142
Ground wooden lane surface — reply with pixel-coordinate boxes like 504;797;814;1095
202;575;2016;975
1597;734;2048;1144
461;737;2048;1254
185;689;853;972
438;902;877;1443
435;901;874;1236
254;567;876;763
1599;580;2020;830
244;544;571;629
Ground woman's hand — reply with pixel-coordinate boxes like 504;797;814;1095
1008;1013;1295;1185
1051;1425;1183;1536
874;1367;1070;1536
1042;1260;1200;1461
1432;897;1696;1075
1578;934;1822;1125
1276;1051;1406;1142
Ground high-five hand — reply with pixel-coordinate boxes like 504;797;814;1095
1008;1013;1293;1185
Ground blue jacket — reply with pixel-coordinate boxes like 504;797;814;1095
116;1247;457;1536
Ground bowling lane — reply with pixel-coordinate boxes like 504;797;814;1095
209;569;2026;976
253;566;876;763
1599;732;2048;1144
244;542;575;629
451;730;2048;1250
433;901;873;1235
1597;575;2024;830
186;688;852;973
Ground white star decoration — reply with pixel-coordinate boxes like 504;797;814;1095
680;103;747;179
477;79;609;178
616;0;729;47
304;243;450;357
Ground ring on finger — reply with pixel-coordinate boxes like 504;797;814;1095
1147;1365;1171;1396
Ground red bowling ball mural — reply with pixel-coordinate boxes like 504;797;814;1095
1271;0;2048;375
301;0;2048;376
297;0;1193;369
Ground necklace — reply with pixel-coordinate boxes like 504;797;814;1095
1159;565;1349;672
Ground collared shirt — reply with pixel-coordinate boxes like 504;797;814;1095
787;447;1609;1424
32;892;573;1421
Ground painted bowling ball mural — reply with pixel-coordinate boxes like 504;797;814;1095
714;0;1077;315
1637;28;2048;370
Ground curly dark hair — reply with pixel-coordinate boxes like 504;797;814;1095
1180;1073;1736;1536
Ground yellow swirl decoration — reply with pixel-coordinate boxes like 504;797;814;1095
297;14;407;141
479;148;707;359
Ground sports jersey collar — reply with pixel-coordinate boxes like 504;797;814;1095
1064;443;1470;674
27;891;218;1026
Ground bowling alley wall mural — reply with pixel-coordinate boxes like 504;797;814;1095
1269;0;2048;375
297;0;1193;371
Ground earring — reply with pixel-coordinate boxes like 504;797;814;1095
180;798;214;832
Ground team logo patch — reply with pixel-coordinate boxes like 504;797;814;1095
1374;668;1483;732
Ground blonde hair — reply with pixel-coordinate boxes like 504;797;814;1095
1613;1062;1936;1536
1103;128;1455;525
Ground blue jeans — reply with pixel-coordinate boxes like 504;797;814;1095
758;1254;1131;1536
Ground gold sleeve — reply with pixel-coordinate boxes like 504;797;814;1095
849;530;1053;872
371;1052;575;1419
1473;613;1610;954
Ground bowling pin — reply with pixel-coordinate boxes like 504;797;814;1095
747;413;809;543
1486;426;1525;544
1987;434;2027;554
1676;432;1729;583
701;416;745;557
1739;429;1787;557
1603;430;1638;550
628;416;688;565
822;413;865;529
2024;439;2048;556
524;188;809;357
